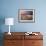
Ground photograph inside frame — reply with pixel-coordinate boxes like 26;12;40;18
21;10;33;20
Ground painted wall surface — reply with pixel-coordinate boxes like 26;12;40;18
0;0;46;32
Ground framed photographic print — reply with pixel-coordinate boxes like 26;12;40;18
18;9;35;23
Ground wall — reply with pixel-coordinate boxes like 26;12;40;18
0;0;46;32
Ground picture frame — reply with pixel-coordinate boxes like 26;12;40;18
18;9;35;23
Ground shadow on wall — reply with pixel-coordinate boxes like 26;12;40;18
0;16;5;46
